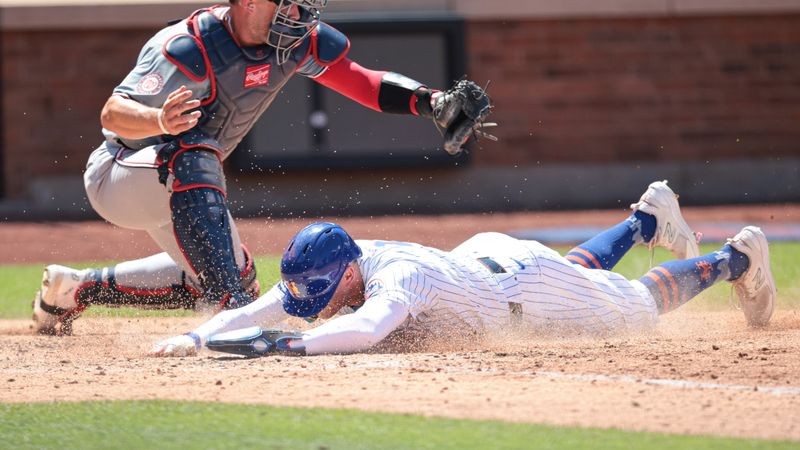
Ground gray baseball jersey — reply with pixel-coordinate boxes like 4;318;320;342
105;6;344;157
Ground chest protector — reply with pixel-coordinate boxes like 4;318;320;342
165;9;310;158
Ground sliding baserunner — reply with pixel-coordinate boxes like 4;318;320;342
151;181;775;357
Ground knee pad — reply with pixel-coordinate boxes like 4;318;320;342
157;131;225;191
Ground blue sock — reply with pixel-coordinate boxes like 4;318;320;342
640;244;749;314
566;211;657;270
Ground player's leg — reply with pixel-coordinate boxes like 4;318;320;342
33;242;260;335
32;253;198;335
162;133;257;310
145;219;261;308
638;226;776;326
566;180;699;271
34;143;196;334
33;142;258;334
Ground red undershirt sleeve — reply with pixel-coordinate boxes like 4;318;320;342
313;58;387;112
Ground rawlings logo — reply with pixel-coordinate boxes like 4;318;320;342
136;73;164;95
244;64;271;88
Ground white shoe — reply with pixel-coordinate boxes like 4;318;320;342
32;265;88;335
630;180;700;260
728;226;776;327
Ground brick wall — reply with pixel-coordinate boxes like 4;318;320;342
2;13;800;200
467;14;800;166
1;28;155;198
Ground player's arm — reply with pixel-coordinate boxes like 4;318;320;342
103;32;211;140
150;283;291;357
101;87;201;139
204;296;410;357
298;23;495;155
300;297;410;355
312;58;435;116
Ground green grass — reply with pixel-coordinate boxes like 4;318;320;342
0;401;794;450
0;256;280;319
1;243;798;319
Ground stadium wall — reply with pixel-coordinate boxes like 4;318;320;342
1;1;798;219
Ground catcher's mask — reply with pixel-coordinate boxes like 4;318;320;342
268;0;327;65
280;222;362;318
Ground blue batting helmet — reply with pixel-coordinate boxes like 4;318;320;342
280;222;362;318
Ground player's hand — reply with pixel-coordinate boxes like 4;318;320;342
432;79;497;155
157;86;202;135
149;334;200;357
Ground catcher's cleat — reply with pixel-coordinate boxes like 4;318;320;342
728;226;776;327
32;265;87;336
631;180;701;260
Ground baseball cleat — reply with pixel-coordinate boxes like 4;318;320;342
631;180;700;260
32;265;87;336
728;226;776;327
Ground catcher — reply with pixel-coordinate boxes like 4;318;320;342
150;181;776;357
33;0;494;335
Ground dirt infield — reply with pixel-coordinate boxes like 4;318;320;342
1;311;798;440
1;205;799;441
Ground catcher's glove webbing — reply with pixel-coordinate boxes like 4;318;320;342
430;79;497;155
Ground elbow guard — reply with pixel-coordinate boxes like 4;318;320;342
378;72;434;117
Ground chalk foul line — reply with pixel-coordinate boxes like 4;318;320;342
349;360;800;397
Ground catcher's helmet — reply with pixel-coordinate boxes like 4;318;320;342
280;222;362;318
268;0;328;65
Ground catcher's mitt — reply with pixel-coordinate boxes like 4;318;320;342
432;79;497;155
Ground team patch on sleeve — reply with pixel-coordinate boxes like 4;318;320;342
136;73;165;95
365;278;384;299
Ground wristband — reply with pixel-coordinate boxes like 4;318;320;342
156;109;171;135
186;332;202;350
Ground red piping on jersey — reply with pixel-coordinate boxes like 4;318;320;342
217;6;244;48
290;37;315;78
162;34;210;83
240;244;254;277
187;9;218;107
314;58;386;112
115;149;160;168
310;24;350;68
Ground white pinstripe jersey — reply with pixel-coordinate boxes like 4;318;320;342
355;233;659;335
